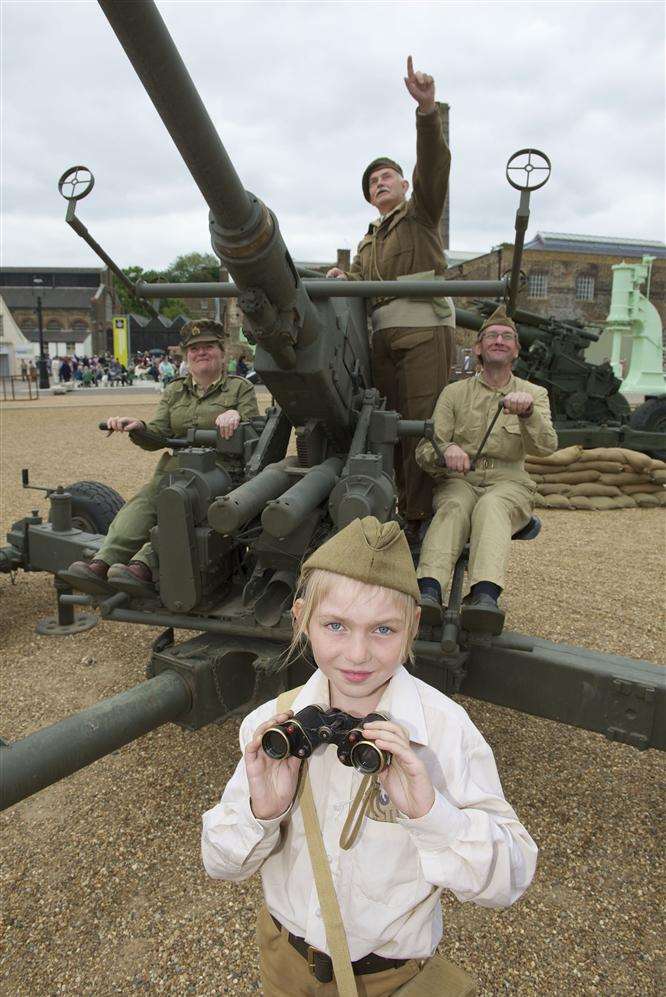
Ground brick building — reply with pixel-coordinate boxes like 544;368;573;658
0;267;120;358
445;232;666;359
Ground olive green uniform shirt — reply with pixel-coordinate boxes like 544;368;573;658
416;372;558;482
129;373;259;475
346;108;454;329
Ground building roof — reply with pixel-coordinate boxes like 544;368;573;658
1;288;97;310
445;250;485;267
525;232;666;258
21;329;91;345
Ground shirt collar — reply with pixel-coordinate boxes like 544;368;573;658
187;372;226;395
291;665;428;747
476;370;515;395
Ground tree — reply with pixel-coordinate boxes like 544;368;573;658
114;252;224;320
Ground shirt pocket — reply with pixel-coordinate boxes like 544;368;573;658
351;820;422;908
499;420;523;458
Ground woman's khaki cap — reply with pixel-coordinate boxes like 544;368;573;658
301;516;420;602
477;304;518;340
180;319;227;350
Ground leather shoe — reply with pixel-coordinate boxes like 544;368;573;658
460;593;505;636
60;558;111;596
107;561;156;597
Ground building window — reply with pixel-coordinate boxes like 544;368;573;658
46;319;62;331
527;273;548;299
66;342;76;354
21;318;36;332
576;275;595;301
71;320;88;333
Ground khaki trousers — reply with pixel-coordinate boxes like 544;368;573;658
371;324;454;522
417;472;533;592
257;906;422;997
96;476;163;568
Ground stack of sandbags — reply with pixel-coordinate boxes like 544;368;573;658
526;446;666;510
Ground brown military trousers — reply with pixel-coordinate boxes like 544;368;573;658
256;906;422;996
371;324;454;522
417;470;534;592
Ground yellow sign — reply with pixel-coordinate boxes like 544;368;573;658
112;316;129;367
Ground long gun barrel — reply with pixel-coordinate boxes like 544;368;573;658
98;0;318;369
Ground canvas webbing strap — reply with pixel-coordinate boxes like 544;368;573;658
340;773;378;851
277;688;358;997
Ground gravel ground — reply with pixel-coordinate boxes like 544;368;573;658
1;395;665;996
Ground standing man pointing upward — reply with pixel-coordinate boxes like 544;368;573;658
328;56;455;544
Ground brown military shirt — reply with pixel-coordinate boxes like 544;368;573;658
346;108;452;324
130;373;259;476
416;372;558;483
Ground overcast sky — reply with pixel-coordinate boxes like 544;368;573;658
2;0;664;271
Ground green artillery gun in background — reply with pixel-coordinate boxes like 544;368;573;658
455;302;666;460
1;0;664;812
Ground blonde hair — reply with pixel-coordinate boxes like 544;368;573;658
287;567;419;667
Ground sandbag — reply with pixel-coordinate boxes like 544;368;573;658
540;469;601;484
576;448;631;464
587;496;624;510
542;493;573;509
569;496;594;510
614;495;637;508
570;461;625;474
525;445;582;466
620;449;654;473
532;492;547;509
650;469;666;484
655;491;666;506
620;483;664;495
538;483;573;495
648;458;666;471
633;493;661;507
568;483;622;497
599;472;654;486
527;464;577;477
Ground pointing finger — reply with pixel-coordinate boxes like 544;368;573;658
407;55;414;78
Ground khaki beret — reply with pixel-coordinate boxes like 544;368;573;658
301;516;420;602
362;157;404;202
477;304;517;340
180;319;227;350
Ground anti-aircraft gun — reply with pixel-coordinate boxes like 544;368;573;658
1;0;664;812
456;301;666;458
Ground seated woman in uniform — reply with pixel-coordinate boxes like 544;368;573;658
66;320;259;596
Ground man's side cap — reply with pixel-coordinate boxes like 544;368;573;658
180;319;227;349
477;304;518;340
362;157;404;202
301;516;420;602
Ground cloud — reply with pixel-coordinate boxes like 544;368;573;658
2;0;664;268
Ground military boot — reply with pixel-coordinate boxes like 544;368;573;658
460;593;505;636
61;558;111;596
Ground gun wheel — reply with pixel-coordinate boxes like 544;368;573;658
50;481;125;534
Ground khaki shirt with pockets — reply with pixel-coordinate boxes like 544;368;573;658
129;374;259;477
416;372;558;482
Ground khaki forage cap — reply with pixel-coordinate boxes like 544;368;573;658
477;304;517;339
302;516;420;602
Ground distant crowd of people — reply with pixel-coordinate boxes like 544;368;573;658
19;350;255;390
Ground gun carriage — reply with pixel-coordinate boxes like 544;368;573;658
1;0;664;813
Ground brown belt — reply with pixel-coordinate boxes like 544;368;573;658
270;912;407;984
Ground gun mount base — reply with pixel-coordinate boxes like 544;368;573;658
35;612;99;636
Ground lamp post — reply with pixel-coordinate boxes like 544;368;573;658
33;278;50;389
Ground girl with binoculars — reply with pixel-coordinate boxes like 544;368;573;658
202;517;536;996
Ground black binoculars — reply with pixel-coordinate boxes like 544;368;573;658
261;705;390;775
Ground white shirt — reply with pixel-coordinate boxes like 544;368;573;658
201;666;537;961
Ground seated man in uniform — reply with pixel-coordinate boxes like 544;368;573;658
326;56;455;545
415;304;558;633
66;320;259;597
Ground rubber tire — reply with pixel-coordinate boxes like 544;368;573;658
51;480;125;535
629;397;666;460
